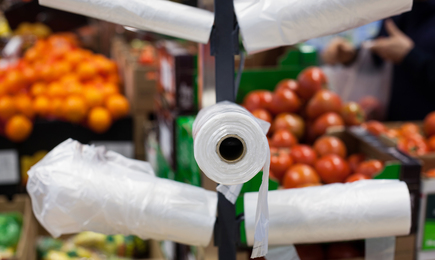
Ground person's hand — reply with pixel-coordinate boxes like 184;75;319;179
370;19;414;64
322;37;357;65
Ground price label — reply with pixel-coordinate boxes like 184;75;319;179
0;149;19;185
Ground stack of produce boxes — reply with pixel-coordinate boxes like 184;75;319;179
111;36;157;160
155;40;200;183
154;40;202;260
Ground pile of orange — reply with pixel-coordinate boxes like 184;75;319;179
0;33;130;142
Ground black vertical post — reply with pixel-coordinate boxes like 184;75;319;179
212;0;238;260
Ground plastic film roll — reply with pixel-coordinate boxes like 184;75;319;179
39;0;214;43
193;101;270;184
193;101;271;257
27;139;217;247
244;180;411;246
234;0;412;53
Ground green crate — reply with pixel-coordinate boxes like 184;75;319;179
236;45;318;103
175;116;201;187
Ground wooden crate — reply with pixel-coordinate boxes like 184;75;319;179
0;195;37;260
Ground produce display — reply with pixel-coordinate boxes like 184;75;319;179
0;212;22;258
242;67;385;188
0;33;130;142
362;113;435;157
37;231;148;260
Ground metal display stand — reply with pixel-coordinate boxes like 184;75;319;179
211;0;240;259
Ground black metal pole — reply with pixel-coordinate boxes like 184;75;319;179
212;0;238;260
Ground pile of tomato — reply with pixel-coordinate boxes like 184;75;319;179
242;67;386;188
363;113;435;157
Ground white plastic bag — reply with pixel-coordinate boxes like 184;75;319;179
27;139;217;247
324;45;393;120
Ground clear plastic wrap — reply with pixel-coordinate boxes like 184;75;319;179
234;0;412;53
39;0;214;43
193;101;270;257
244;180;411;246
27;139;217;247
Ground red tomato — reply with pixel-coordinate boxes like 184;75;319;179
359;96;383;121
362;120;388;136
295;244;324;260
341;102;366;126
356;160;384;177
243;90;273;112
345;173;370;182
306;90;342;119
397;136;429;156
424;112;435;137
290;145;318;166
400;123;421;138
269;170;279;181
270;129;298;149
251;109;272;124
315;154;351;184
271;113;305;139
270;148;293;181
282;164;320;189
386;129;401;140
275;79;299;93
327;242;362;260
428;136;435;151
425;169;435;178
297;67;327;100
269;88;301;115
347;153;366;172
313;136;347;158
312;112;344;136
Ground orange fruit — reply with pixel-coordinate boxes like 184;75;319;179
40;65;55;82
64;51;83;67
49;98;63;118
106;74;120;84
47;82;66;98
30;82;47;97
76;63;97;80
63;95;87;123
23;66;37;83
14;95;34;118
60;74;80;84
4;70;26;94
5;115;33;142
105;94;130;119
0;96;16;121
66;81;84;96
88;107;112;133
84;88;104;108
33;96;50;117
101;83;119;100
24;47;39;63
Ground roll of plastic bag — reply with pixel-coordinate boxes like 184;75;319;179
244;180;411;246
234;0;412;53
39;0;214;43
193;101;270;257
27;139;217;247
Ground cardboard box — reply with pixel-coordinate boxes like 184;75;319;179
111;36;158;114
0;195;37;260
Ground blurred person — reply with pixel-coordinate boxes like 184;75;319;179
322;0;435;121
